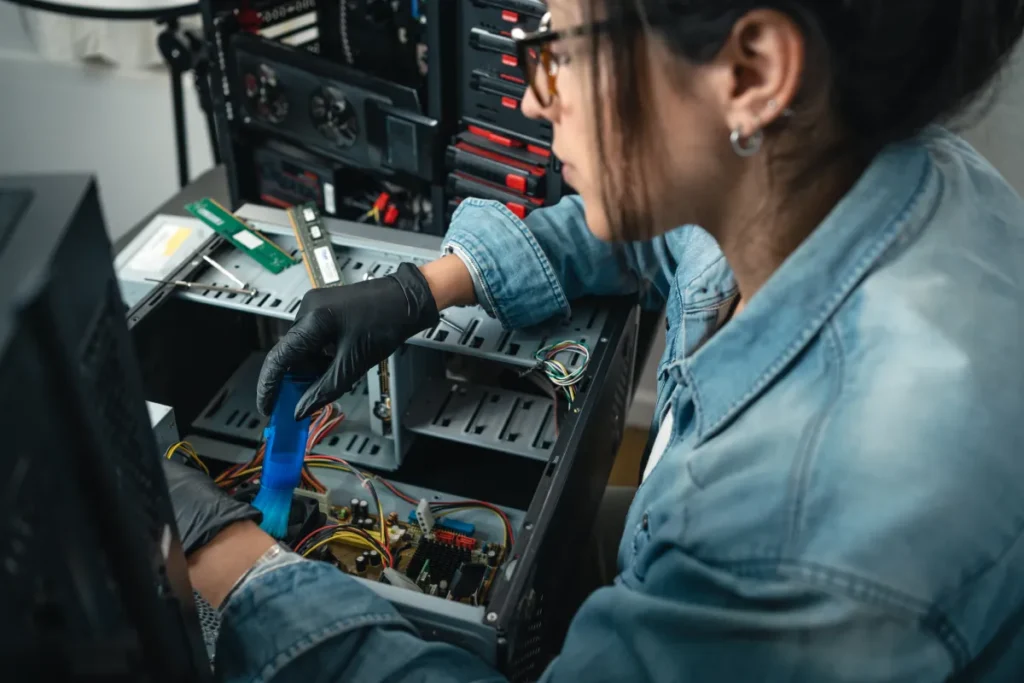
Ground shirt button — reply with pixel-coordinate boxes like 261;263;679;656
641;513;649;531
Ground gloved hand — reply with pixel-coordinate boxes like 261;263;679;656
162;459;262;556
257;262;440;420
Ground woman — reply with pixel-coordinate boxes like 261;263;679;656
172;0;1024;679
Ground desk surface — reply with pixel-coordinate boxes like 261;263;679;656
4;0;199;21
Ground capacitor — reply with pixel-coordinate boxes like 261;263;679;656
358;499;369;517
439;580;449;593
368;550;381;567
355;554;367;574
362;517;375;530
486;549;499;567
350;497;360;514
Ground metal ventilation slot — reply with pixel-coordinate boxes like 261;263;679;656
192;353;268;443
459;319;480;346
193;351;401;469
404;379;556;461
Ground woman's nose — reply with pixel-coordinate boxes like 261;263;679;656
521;85;558;123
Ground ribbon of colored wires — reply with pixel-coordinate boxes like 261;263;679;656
215;405;343;491
295;523;393;566
534;341;590;402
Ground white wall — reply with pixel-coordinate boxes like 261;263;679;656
0;11;213;242
0;5;35;53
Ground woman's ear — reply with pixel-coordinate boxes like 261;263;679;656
710;9;805;137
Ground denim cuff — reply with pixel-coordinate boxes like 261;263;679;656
445;242;496;318
216;561;409;682
442;198;571;330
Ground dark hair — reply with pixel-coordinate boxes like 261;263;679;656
586;0;1024;238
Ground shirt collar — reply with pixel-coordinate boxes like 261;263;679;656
683;138;939;443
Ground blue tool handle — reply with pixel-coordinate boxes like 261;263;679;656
261;375;313;491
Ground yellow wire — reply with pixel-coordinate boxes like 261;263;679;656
306;462;353;474
302;532;380;559
227;467;263;480
376;496;387;544
164;441;209;475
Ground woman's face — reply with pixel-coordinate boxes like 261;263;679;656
521;1;800;242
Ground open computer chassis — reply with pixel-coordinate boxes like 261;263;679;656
123;207;638;680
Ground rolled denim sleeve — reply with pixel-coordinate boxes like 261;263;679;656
214;548;952;682
442;196;713;329
215;560;502;683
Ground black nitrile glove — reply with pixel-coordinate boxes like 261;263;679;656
162;459;262;556
257;262;440;419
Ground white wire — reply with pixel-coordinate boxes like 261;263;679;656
535;343;590;387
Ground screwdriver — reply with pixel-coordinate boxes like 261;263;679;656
145;277;257;297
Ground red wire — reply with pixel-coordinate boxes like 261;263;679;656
294;524;394;567
294;524;340;553
304;457;514;544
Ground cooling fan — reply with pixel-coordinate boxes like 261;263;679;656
243;64;290;125
309;85;359;147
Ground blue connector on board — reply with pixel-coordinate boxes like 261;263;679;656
253;375;312;538
407;510;476;537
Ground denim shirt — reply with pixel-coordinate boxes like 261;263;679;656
218;128;1024;681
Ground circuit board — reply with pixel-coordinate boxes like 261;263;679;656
300;508;503;604
287;202;344;288
185;197;299;274
218;441;512;606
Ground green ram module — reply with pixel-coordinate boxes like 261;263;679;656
185;198;298;274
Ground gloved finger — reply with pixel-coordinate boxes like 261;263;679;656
257;313;333;416
295;352;345;420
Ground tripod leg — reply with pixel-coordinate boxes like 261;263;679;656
170;66;190;187
158;17;191;188
193;64;222;166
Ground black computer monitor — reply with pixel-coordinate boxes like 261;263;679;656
0;175;210;680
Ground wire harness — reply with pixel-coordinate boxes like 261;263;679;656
534;340;590;403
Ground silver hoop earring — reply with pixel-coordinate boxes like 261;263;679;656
730;127;763;157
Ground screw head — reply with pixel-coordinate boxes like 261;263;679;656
486;612;498;623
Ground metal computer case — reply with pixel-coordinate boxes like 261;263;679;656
124;209;638;676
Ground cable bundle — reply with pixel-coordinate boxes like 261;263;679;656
164;441;208;475
534;341;591;402
294;523;393;566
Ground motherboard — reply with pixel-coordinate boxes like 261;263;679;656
171;400;515;607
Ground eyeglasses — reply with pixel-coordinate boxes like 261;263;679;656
512;12;615;108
